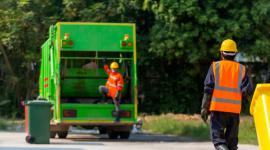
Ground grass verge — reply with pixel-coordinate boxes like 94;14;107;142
238;120;258;145
0;118;25;131
0;118;9;130
142;115;258;145
143;115;211;140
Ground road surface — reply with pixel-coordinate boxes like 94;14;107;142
0;131;259;150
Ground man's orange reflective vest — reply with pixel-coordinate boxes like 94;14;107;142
104;65;124;99
210;60;246;114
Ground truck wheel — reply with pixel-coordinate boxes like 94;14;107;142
50;131;57;138
107;127;118;139
57;131;68;138
119;131;130;139
26;136;36;144
98;126;107;134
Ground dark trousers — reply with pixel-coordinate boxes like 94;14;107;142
210;111;239;150
99;86;120;111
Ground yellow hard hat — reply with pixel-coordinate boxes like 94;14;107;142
110;62;119;68
220;39;237;52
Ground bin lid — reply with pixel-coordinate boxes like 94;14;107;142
250;84;270;115
26;100;53;106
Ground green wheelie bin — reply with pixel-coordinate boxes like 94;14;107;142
22;100;53;144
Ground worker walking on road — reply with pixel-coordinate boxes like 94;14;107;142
99;58;124;123
201;39;254;150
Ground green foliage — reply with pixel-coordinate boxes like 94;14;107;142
146;0;270;60
0;100;11;105
136;0;270;114
0;0;62;117
0;0;120;117
0;0;270;116
0;118;8;130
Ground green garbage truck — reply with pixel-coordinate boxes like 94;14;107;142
38;22;138;139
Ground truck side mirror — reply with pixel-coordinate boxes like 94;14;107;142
31;62;38;71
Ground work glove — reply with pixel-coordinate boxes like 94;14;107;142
115;90;121;101
201;108;208;123
200;93;212;123
102;57;107;66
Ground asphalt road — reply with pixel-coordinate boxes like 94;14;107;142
0;131;259;150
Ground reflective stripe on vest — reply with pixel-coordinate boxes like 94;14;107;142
118;84;124;87
107;81;118;88
211;97;242;105
110;75;117;80
210;61;244;114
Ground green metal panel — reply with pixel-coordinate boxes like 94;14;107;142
61;79;128;97
40;45;44;98
43;40;49;99
54;25;61;121
130;54;136;102
59;23;134;51
60;104;134;122
46;40;50;99
63;68;121;78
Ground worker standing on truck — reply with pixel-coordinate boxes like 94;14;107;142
200;39;254;150
99;58;124;122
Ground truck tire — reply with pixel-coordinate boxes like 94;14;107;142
98;126;107;134
119;131;130;139
57;131;68;138
50;131;57;138
107;127;118;139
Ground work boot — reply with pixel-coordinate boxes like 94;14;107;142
98;92;108;104
217;144;229;150
98;99;108;104
113;111;121;123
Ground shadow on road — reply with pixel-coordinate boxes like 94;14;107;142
52;142;104;145
50;132;204;144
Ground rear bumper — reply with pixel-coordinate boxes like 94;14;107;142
51;122;142;126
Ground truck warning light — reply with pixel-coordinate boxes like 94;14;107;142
120;34;133;49
61;33;73;48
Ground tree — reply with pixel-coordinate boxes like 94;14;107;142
0;0;270;116
136;0;270;114
0;0;119;116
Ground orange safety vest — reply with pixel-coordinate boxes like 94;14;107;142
104;65;124;99
210;60;246;114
